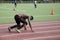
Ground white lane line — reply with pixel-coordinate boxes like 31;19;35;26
0;17;13;18
35;29;60;33
24;35;60;40
0;25;60;29
33;26;60;29
0;15;60;18
0;29;60;37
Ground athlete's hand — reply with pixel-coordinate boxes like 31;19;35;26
24;28;27;30
24;25;27;30
31;30;34;32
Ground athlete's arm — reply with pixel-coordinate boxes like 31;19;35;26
28;17;33;32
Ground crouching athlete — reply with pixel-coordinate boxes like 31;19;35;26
8;14;34;33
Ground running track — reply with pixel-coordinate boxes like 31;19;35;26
0;21;60;40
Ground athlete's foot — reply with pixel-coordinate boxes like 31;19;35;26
8;27;11;32
16;28;21;33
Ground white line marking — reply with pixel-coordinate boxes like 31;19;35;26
0;25;60;29
35;29;60;33
0;17;13;18
33;26;60;29
0;29;60;37
0;15;60;18
24;35;60;40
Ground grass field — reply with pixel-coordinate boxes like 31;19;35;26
0;3;60;24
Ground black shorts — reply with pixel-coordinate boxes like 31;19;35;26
14;15;28;25
14;2;17;7
15;2;16;5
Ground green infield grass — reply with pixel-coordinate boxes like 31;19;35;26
0;3;60;24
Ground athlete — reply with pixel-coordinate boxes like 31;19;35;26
34;0;37;8
8;14;34;33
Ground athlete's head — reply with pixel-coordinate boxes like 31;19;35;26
30;16;34;20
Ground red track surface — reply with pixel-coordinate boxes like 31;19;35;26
0;21;60;40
